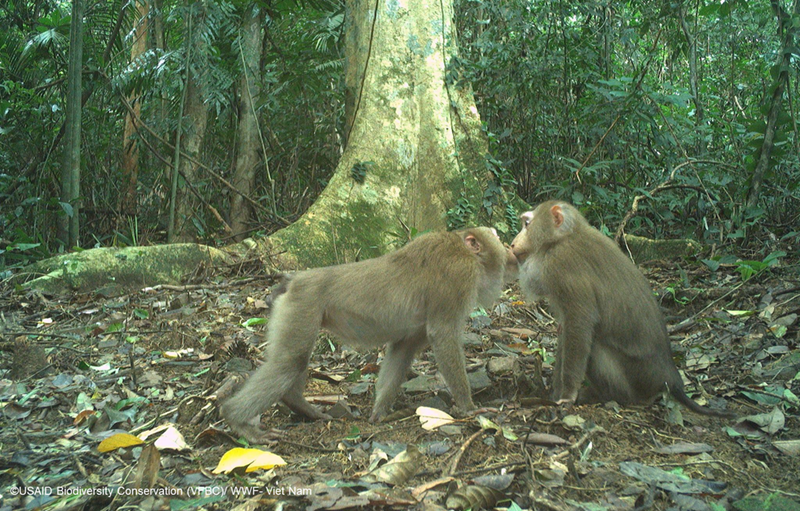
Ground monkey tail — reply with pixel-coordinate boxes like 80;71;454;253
669;382;737;418
265;273;292;309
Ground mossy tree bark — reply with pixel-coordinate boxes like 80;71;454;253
264;0;496;269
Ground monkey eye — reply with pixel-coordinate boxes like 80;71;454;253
520;212;534;228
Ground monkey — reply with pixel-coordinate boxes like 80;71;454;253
221;227;519;442
510;200;734;417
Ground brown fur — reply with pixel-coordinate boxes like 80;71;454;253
511;201;734;417
221;228;518;442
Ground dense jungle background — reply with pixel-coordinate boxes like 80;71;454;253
1;0;799;250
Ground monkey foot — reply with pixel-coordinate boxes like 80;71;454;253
368;410;387;423
229;423;283;445
307;411;333;421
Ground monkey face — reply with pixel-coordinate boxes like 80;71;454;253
510;209;539;262
511;201;577;262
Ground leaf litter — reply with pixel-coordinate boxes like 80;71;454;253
0;259;798;510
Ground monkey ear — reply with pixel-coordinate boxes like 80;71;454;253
550;205;565;229
464;234;482;253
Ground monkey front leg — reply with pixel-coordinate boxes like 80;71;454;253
370;332;427;422
428;324;476;415
554;321;594;404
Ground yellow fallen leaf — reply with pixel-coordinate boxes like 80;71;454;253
213;448;287;474
98;433;144;453
213;448;262;473
246;452;288;472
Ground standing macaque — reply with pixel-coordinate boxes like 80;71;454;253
221;228;518;442
511;201;733;417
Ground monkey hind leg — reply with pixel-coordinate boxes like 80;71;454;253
578;346;637;405
220;362;298;442
222;310;321;439
370;332;427;423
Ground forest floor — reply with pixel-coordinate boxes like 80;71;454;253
0;255;799;511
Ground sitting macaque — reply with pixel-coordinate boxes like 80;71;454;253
221;227;518;442
511;201;733;417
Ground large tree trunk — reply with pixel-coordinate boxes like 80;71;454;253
23;0;506;295
229;5;263;241
265;0;492;269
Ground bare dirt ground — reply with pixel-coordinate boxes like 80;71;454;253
1;257;798;511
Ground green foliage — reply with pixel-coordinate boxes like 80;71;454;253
0;239;45;275
702;250;786;281
0;0;346;253
455;0;799;245
446;193;476;230
0;0;798;257
481;139;517;230
733;251;786;281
